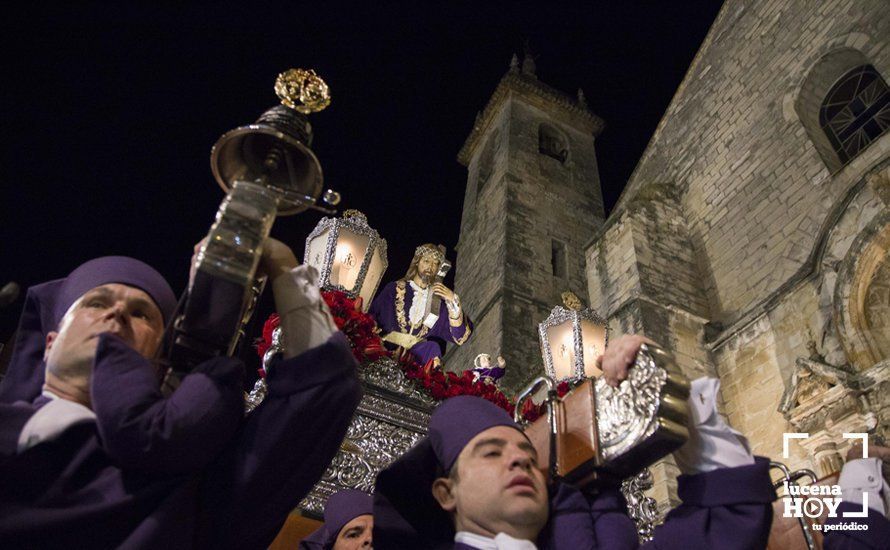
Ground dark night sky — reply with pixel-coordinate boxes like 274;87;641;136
0;2;723;342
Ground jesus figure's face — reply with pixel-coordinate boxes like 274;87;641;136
415;256;440;287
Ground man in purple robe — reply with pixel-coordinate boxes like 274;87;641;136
0;239;362;549
299;489;373;550
373;335;776;549
369;243;472;368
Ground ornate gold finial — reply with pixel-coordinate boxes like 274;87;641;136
561;291;583;311
343;209;367;222
274;68;331;114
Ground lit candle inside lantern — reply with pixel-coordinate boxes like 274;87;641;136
303;210;389;313
580;319;606;378
547;322;576;380
540;302;608;382
335;243;359;290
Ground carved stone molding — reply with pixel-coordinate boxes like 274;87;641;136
867;167;890;207
834;210;890;369
779;356;888;475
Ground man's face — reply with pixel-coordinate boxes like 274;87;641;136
416;256;440;285
45;283;165;371
432;425;548;539
332;514;373;550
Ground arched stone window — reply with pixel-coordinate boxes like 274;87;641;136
538;124;568;164
796;49;890;172
820;65;890;166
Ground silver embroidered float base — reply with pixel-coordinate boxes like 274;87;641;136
299;357;433;517
246;334;678;542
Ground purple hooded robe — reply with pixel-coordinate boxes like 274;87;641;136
822;501;890;549
0;257;362;549
299;489;374;550
374;396;776;550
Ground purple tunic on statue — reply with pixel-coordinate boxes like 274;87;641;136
0;331;361;549
369;280;472;365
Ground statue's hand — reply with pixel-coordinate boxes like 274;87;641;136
432;283;455;302
597;334;659;387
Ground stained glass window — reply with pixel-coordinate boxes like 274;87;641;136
820;65;890;166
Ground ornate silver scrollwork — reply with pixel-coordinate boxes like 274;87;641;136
357;394;431;432
243;325;282;414
360;357;437;407
295;356;435;516
595;345;669;461
318;415;426;492
621;468;659;542
244;378;268;414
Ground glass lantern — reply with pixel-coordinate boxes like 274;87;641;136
538;304;608;382
304;210;387;311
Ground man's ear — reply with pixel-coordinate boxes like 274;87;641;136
44;331;59;360
431;477;457;512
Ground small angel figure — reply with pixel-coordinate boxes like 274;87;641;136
472;353;507;384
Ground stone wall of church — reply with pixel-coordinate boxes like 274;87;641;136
615;0;889;326
449;103;511;374
711;296;816;472
586;0;890;490
587;184;714;381
709;167;890;472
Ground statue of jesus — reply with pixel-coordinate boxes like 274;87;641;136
368;244;472;368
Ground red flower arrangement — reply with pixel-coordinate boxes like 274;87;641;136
255;289;571;418
321;291;389;364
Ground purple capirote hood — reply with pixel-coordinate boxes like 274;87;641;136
0;256;176;405
299;489;373;549
373;396;526;549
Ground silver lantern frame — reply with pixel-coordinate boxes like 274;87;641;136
538;305;609;382
304;210;388;309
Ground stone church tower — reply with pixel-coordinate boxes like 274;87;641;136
445;55;606;393
446;0;890;523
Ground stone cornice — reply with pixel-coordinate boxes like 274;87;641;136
457;72;605;166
